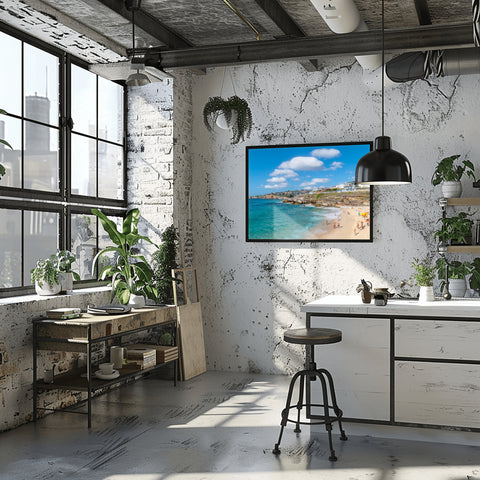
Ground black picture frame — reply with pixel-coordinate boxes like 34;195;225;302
246;141;373;242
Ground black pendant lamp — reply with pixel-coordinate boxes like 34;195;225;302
126;0;150;87
355;0;411;185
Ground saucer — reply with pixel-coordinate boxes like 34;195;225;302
95;369;120;380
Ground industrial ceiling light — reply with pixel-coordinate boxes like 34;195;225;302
126;0;150;87
355;0;412;185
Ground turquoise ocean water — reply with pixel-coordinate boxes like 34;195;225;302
248;198;341;240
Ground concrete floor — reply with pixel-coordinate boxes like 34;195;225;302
1;371;480;480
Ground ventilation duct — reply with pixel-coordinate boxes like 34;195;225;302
310;0;382;71
386;48;480;82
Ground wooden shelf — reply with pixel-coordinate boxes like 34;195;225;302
447;245;480;253
446;198;480;206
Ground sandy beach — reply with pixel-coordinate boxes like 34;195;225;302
307;206;370;240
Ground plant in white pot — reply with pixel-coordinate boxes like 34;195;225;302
436;258;471;298
31;256;61;296
412;257;435;302
56;250;80;293
431;154;475;198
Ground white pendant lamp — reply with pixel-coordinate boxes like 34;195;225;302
126;0;150;87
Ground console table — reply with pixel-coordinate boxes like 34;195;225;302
33;306;177;428
302;295;480;432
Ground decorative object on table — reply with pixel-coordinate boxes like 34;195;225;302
411;257;435;302
95;369;120;380
247;142;373;242
373;288;390;306
87;304;131;315
110;346;125;369
46;307;81;320
91;208;158;305
356;279;373;303
354;0;411;185
431;154;475;198
203;95;252;144
126;347;157;369
56;250;81;293
128;293;145;308
434;212;473;246
0;108;12;179
435;257;471;298
152;225;179;304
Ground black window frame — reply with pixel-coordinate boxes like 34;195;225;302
0;21;128;297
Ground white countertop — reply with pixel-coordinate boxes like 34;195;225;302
301;295;480;318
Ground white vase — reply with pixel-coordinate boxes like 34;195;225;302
441;181;462;198
58;272;73;294
35;280;61;296
418;286;435;302
448;278;467;298
128;294;145;308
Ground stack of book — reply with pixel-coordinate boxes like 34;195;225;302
129;343;178;364
46;307;81;320
126;347;157;369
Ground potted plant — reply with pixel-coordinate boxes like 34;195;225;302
91;208;158;306
469;257;480;294
434;212;473;246
31;255;61;296
203;95;253;144
431;154;475;198
435;258;471;298
152;225;178;305
412;257;435;302
0;108;12;179
56;250;80;293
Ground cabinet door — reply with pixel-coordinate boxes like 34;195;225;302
395;361;480;428
309;316;390;421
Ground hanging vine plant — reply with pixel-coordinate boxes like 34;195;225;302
203;95;253;145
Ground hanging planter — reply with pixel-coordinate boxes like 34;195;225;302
203;95;252;145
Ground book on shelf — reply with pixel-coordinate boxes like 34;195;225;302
46;307;81;320
127;343;178;364
126;347;157;369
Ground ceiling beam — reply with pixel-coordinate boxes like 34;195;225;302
94;0;192;50
146;23;474;70
413;0;432;25
253;0;319;71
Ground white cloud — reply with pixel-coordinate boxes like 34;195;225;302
265;176;288;189
300;178;329;188
330;161;344;170
270;168;298;178
278;156;326;171
265;182;288;189
311;148;341;159
267;176;287;183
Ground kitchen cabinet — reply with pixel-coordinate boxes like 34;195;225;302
33;306;178;428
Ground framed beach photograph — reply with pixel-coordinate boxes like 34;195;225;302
246;142;373;242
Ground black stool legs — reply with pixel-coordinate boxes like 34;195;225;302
272;366;347;461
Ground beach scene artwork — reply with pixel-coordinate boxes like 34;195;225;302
246;142;372;241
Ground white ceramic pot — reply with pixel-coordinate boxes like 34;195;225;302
58;272;73;294
418;286;435;302
128;294;145;308
441;181;462;198
215;111;237;130
448;278;467;298
35;280;61;296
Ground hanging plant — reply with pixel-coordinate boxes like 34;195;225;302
203;95;253;145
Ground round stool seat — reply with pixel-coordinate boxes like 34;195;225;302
284;328;342;345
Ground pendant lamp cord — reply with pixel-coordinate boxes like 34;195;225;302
381;0;385;137
132;8;136;58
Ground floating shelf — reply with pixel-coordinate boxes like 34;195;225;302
445;198;480;206
446;245;480;253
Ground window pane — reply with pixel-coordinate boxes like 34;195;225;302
24;210;58;285
24;44;59;126
98;142;124;199
24;122;59;191
71;134;96;196
0;209;21;287
0;115;22;188
71;64;96;136
71;213;96;280
98;77;123;143
0;31;21;116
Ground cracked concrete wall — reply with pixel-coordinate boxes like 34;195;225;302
188;59;480;375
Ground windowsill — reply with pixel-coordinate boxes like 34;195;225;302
0;286;111;306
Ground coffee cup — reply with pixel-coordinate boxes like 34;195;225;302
99;362;114;374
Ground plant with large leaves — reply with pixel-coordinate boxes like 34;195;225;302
92;208;158;304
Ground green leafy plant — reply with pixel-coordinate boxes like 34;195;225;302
435;258;472;291
30;250;80;287
411;257;435;286
0;108;12;178
469;257;480;291
434;212;473;245
203;95;253;144
431;154;475;186
152;225;178;304
92;208;158;305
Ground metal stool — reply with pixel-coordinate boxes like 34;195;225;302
272;327;347;461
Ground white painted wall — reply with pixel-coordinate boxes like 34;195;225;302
186;59;480;375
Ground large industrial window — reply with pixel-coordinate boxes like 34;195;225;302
0;25;126;295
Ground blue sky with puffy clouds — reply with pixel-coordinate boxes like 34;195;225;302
247;143;371;196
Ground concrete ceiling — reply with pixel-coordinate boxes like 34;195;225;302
0;0;475;70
